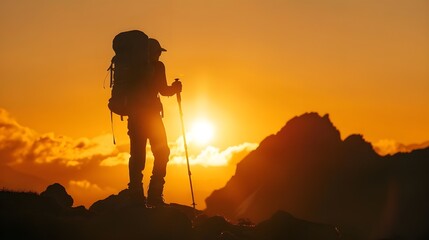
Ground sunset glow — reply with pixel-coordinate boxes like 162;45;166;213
1;0;428;212
188;119;215;146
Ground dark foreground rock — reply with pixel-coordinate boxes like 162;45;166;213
254;211;340;240
0;183;342;240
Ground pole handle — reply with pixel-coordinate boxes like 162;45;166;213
175;78;182;103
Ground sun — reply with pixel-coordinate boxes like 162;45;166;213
189;119;215;145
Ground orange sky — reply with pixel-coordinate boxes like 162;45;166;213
1;0;428;207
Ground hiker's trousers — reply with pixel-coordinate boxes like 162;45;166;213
127;110;170;190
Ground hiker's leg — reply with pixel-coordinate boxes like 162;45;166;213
147;114;170;204
127;114;148;199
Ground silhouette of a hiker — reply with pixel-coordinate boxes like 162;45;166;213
127;38;182;206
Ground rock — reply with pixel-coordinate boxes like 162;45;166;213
193;215;250;240
254;211;340;240
41;183;73;208
89;189;134;214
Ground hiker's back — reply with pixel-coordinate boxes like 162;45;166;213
113;30;149;79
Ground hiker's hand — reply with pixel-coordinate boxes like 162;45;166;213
172;80;182;94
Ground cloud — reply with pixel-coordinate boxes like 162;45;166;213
170;141;258;167
0;108;134;206
26;133;118;167
99;152;130;167
69;179;103;191
373;139;429;156
0;108;122;167
96;133;258;168
0;109;37;164
68;179;118;207
1;107;257;171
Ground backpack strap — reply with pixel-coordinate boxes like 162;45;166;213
110;111;116;145
108;56;115;88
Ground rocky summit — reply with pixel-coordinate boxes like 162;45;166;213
1;183;340;240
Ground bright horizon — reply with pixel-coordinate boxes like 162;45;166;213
1;0;428;208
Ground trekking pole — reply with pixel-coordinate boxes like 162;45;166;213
175;78;196;210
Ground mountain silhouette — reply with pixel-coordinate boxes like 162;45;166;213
204;112;429;239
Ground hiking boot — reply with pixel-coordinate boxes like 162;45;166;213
128;183;146;206
147;179;167;207
129;193;146;206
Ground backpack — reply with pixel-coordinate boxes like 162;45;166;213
107;30;150;117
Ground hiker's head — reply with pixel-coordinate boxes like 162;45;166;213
148;38;166;61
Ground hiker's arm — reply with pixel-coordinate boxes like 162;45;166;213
157;62;180;96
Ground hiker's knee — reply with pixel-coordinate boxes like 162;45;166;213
153;145;170;159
